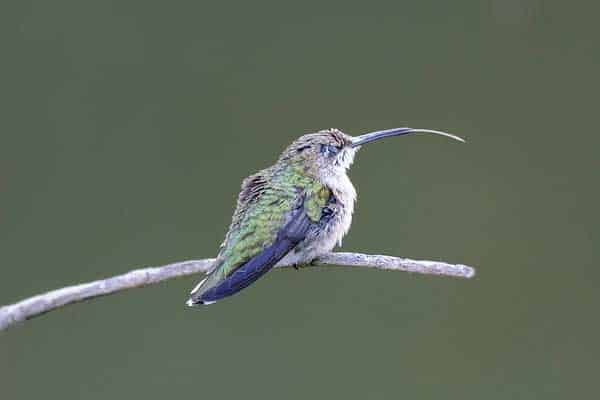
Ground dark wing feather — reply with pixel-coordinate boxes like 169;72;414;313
197;202;312;304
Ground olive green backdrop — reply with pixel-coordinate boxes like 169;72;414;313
1;1;598;399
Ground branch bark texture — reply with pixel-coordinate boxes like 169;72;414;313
0;252;475;332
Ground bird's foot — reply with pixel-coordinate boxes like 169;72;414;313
292;258;319;270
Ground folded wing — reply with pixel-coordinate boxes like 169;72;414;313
191;204;311;304
186;170;329;305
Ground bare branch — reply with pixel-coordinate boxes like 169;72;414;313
0;252;475;332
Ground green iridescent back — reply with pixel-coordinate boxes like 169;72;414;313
201;162;329;288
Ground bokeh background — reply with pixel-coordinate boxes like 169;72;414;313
1;1;598;399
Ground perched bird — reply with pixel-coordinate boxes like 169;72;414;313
186;127;464;306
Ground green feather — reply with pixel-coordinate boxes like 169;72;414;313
199;163;329;291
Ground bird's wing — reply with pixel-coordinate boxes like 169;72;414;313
187;172;330;305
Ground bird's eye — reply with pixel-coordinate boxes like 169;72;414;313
320;144;340;155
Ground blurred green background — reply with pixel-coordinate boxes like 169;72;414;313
1;0;598;398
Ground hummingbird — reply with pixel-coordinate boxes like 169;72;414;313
186;127;464;306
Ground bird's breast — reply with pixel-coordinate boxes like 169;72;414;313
279;173;356;266
328;173;356;247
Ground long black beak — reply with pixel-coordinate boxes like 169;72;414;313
351;127;465;148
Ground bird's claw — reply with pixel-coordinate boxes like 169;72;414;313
292;259;318;270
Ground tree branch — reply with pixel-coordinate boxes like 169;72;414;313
0;252;475;332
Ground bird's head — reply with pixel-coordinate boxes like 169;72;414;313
279;127;464;179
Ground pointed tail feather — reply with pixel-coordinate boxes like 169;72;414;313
186;277;213;306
